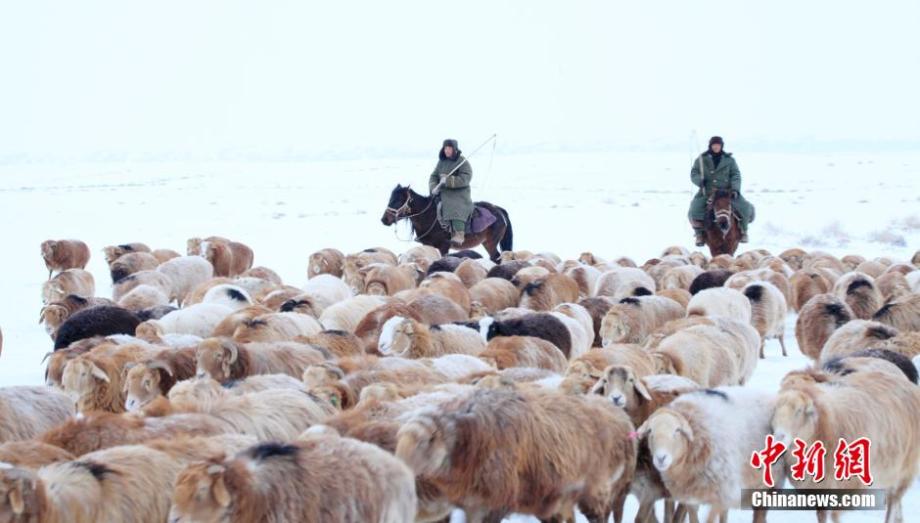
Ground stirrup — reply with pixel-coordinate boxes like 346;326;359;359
694;232;705;247
739;232;749;243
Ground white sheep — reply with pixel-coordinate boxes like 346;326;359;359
687;287;753;323
318;295;388;332
593;267;656;300
155;255;214;306
742;280;788;358
142;303;232;339
639;386;782;522
202;284;253;310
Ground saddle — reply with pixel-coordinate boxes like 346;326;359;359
435;202;497;234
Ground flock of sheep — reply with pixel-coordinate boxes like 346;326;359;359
1;237;918;522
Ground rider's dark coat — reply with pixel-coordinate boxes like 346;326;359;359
688;151;754;228
429;147;474;223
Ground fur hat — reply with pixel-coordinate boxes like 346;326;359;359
709;136;724;146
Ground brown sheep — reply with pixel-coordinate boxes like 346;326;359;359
772;369;920;522
353;302;424;353
873;292;920;332
406;293;469;324
600;295;684;346
560;344;656;395
150;248;181;264
875;271;912;301
40;295;114;340
102;242;151;264
396;386;636;522
0;445;184;523
361;263;421;296
182;276;236;305
778;247;807;270
240;265;282;284
840;253;867;272
231;312;323;343
0;441;74;469
43;337;115;387
518;273;579;311
644;316;716;350
169;433;417;523
259;287;303;310
308;361;449;410
202;238;255;277
855;259;887;278
398;245;442;272
794;293;854;361
419;272;471;313
343;248;399;292
109;251;159;283
455;258;489;288
61;343;159;413
41;239;90;279
111;270;175;302
308;247;346;278
195;337;329;383
790;268;833;311
123;346;198;411
819;320;900;363
833;271;883;320
563;264;602;298
210;305;273;337
478;336;568;373
295;330;364;358
469;278;520;316
41;269;95;305
656;288;691;311
509;266;552;290
39;411;232;456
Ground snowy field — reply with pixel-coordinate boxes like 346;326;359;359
1;150;918;522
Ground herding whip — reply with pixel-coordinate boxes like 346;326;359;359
432;133;498;194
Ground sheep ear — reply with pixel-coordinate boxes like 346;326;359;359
90;364;110;383
635;419;651;439
8;482;24;515
633;379;652;401
210;471;232;508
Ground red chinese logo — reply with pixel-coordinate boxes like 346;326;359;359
750;434;786;488
833;437;873;486
751;436;872;487
790;439;826;482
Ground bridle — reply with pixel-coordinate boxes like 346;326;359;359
707;193;734;235
386;188;441;241
385;190;434;220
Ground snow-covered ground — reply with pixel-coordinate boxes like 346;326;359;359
1;151;917;522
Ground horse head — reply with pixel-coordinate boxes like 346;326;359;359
382;184;414;226
708;189;734;235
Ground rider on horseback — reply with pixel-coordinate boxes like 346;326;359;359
688;136;754;246
429;138;474;248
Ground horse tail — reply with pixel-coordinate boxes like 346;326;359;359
498;207;513;252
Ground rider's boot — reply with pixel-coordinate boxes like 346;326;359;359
450;230;465;247
740;231;749;243
694;230;706;247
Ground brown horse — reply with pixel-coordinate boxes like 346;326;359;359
380;184;513;262
704;189;742;257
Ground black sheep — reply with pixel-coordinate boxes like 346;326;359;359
486;260;530;282
482;313;572;357
53;305;141;350
689;269;733;295
426;256;464;276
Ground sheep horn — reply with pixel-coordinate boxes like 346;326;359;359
226;342;239;364
147;360;175;376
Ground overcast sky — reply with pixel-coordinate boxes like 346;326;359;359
2;0;918;160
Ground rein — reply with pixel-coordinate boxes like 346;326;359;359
388;191;441;242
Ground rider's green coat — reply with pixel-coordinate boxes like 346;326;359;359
429;152;474;223
688;151;754;230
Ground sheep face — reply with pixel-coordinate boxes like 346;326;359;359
196;338;237;382
596;366;651;409
124;365;164;411
231;320;271;344
383;320;415;357
771;389;818;447
61;359;110;408
396;417;451;477
40;240;56;263
302;364;343;389
600;310;630;347
40;304;69;337
170;462;232;523
187;238;203;256
0;466;41;520
640;410;693;472
559;361;603;395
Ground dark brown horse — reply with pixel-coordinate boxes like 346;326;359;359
704;189;742;257
380;184;513;262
